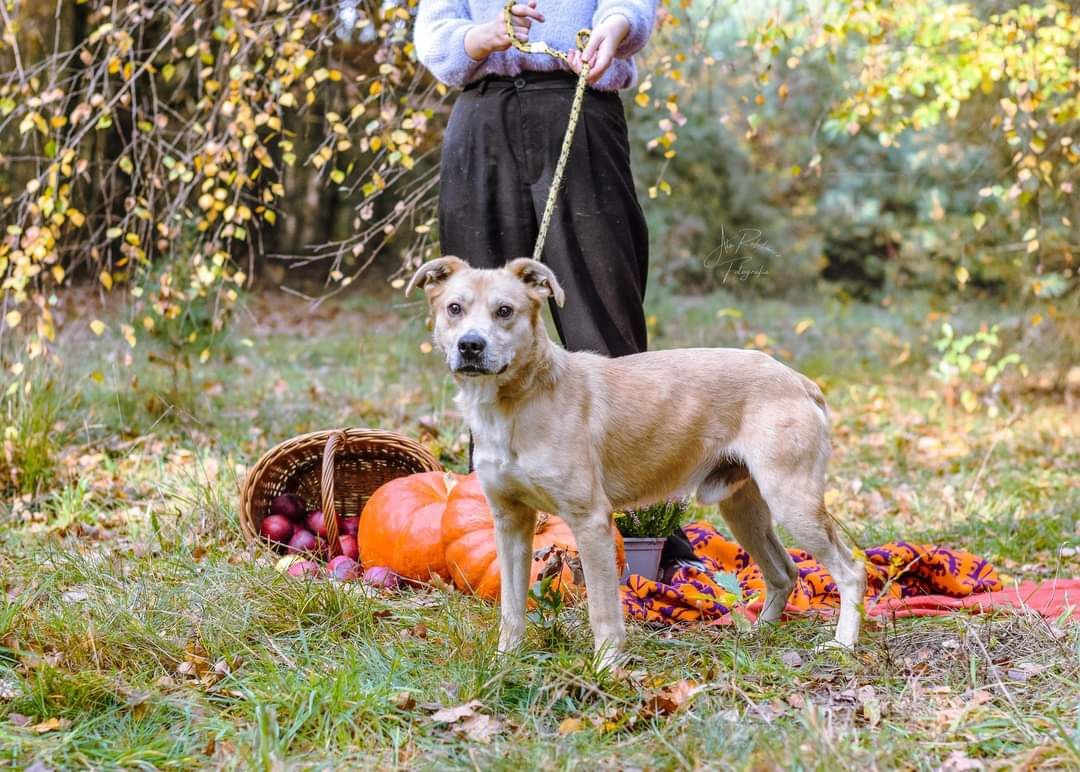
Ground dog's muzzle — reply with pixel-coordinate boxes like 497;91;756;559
453;331;497;375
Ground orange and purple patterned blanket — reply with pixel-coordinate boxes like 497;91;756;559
621;521;1080;624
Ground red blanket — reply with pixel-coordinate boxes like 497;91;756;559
621;521;1080;624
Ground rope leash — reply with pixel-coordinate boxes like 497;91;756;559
503;0;591;262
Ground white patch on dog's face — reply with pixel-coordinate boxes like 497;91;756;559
430;269;543;378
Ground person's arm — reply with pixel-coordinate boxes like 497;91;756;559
415;1;544;87
592;0;657;59
414;0;485;87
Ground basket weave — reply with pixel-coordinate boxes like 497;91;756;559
240;428;442;557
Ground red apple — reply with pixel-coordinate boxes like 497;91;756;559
327;555;361;581
258;514;293;545
286;560;323;578
306;510;328;538
270;493;306;521
337;534;359;561
362;566;399;588
288;528;319;554
338;515;359;536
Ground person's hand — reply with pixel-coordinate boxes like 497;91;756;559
568;14;630;84
464;1;544;61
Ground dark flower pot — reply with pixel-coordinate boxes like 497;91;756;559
622;537;667;582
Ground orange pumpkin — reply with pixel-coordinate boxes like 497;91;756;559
358;471;464;581
441;473;626;600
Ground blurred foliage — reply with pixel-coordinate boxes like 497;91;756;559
632;0;1077;305
0;0;445;381
931;321;1024;416
0;0;1076;386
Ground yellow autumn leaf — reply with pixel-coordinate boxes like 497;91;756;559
5;310;22;328
794;318;814;335
558;717;583;735
99;271;113;290
90;319;106;335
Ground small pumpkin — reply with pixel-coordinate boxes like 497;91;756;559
358;471;465;581
441;473;626;600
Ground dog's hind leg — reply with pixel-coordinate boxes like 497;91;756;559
714;477;798;624
756;481;866;648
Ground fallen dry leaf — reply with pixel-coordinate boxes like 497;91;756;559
176;661;197;676
1006;662;1047;682
32;717;69;734
781;650;803;668
857;685;882;727
938;749;985;771
457;713;503;744
391;691;416;711
558;717;583;735
643;679;704;718
430;700;483;724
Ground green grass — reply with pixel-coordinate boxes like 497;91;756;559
1;283;1078;769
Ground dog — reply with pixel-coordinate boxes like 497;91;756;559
407;256;866;666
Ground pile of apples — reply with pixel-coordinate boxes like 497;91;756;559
259;493;396;586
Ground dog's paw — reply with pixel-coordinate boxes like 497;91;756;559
497;630;525;656
592;644;629;674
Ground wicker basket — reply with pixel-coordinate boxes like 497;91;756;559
239;428;442;557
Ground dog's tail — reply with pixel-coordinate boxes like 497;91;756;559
800;373;830;423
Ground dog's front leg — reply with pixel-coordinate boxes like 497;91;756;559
491;499;537;654
573;508;627;669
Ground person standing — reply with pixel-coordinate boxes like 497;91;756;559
414;0;657;357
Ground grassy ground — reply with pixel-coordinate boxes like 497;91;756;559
1;280;1078;769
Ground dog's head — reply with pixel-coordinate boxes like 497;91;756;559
405;257;565;378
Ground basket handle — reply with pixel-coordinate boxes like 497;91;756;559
321;430;345;559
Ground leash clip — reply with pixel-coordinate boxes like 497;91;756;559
504;0;592;65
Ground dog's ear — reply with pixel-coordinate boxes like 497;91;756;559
505;258;565;307
405;256;468;297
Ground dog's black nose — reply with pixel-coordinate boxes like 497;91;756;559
457;332;486;357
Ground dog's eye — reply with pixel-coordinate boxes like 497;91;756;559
495;305;513;319
447;302;462;316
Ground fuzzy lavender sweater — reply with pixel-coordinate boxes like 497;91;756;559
414;0;656;91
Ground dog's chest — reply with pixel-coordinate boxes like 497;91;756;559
466;403;561;513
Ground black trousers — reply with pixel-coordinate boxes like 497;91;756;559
438;71;649;357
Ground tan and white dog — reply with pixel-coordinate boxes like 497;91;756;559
407;256;865;666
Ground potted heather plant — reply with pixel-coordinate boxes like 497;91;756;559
615;499;689;581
